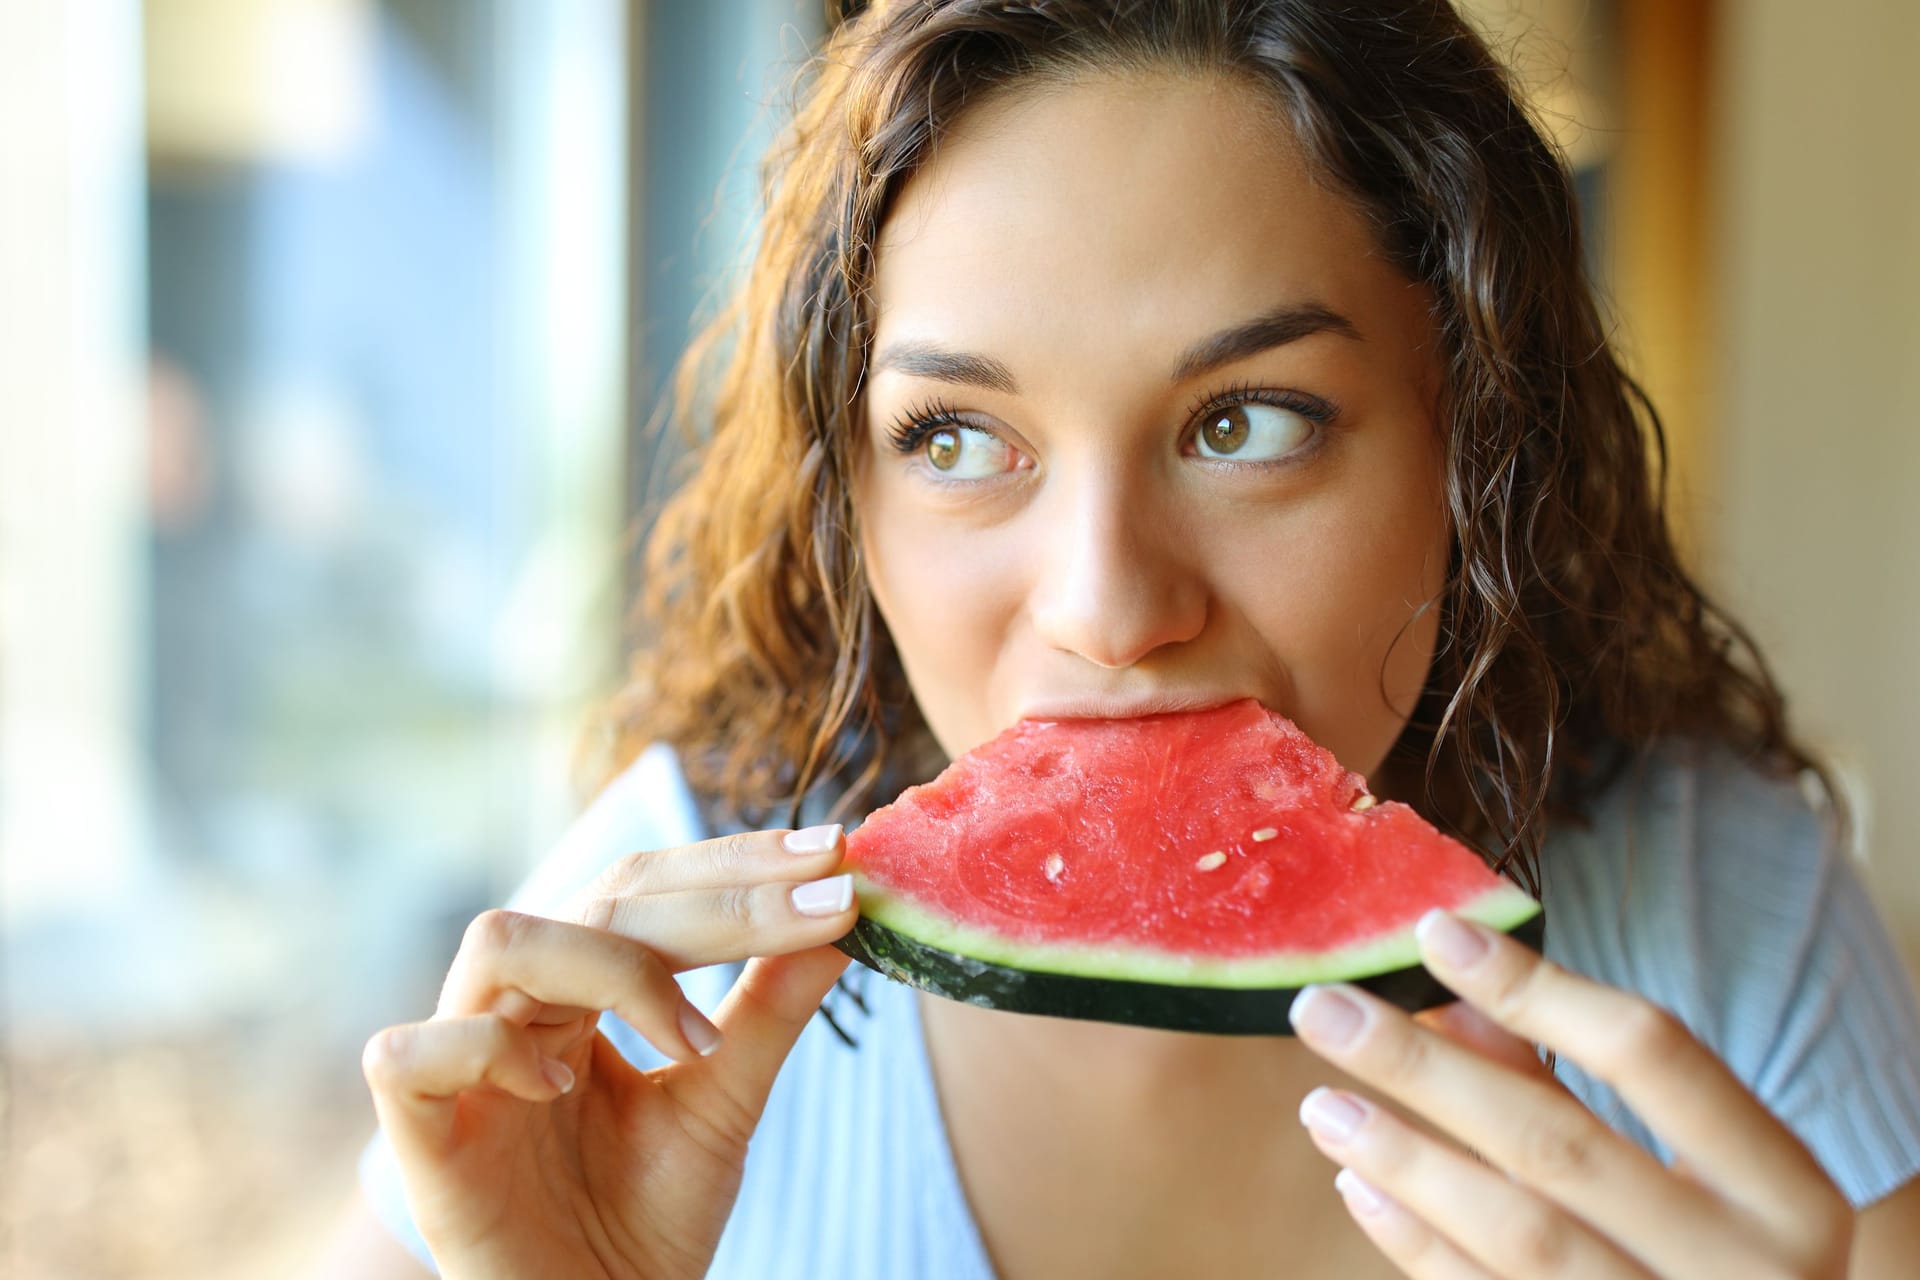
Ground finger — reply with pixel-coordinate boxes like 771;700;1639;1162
538;825;844;1029
436;909;723;1063
575;825;847;906
498;863;859;1032
1292;982;1743;1278
568;874;860;975
1409;1001;1560;1166
1412;910;1845;1232
1415;1001;1561;1087
657;945;853;1150
363;1013;574;1162
1302;1086;1656;1279
1332;1168;1499;1280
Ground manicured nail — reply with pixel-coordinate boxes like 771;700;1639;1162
680;1004;724;1056
782;823;843;855
1335;1167;1386;1215
542;1057;575;1093
1290;984;1365;1049
1299;1086;1367;1142
1417;909;1491;970
791;873;854;917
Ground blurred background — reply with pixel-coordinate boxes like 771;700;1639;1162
0;1;1914;1276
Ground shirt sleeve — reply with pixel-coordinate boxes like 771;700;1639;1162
1740;811;1920;1208
1543;743;1920;1209
356;743;740;1271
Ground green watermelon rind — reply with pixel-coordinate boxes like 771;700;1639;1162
850;873;1541;988
835;902;1547;1035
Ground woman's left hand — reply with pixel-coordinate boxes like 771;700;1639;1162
1289;909;1855;1279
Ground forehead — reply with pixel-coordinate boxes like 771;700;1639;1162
871;70;1422;366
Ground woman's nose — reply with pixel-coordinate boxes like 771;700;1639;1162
1027;471;1207;669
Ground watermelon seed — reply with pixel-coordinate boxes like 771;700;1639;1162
1195;851;1228;871
1351;794;1378;812
1043;854;1066;882
1251;828;1279;842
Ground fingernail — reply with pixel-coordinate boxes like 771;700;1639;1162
1290;984;1365;1049
782;823;843;855
542;1057;575;1093
791;873;854;917
680;1004;724;1056
1335;1167;1386;1215
1417;909;1491;970
1299;1086;1367;1142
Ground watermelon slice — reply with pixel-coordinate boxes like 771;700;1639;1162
834;699;1542;1033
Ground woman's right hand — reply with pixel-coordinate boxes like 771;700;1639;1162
361;824;859;1280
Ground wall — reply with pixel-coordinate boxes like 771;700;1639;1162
1713;0;1920;972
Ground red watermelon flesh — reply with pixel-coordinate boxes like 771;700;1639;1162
841;699;1540;989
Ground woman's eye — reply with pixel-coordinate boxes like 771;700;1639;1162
1191;402;1314;461
923;425;1016;479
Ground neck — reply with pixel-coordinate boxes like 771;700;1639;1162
918;989;1339;1115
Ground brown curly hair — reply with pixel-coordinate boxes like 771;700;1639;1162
592;0;1836;895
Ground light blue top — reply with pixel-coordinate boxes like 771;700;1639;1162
362;739;1920;1276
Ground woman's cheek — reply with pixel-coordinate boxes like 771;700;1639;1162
860;492;1026;759
1224;492;1446;778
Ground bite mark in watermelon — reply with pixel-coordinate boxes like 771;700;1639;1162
834;699;1543;1033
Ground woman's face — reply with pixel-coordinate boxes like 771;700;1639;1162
854;71;1451;783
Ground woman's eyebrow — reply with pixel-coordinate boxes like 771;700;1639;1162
870;301;1362;395
869;342;1020;394
1170;302;1363;382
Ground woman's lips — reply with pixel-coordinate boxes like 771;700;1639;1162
1014;693;1255;722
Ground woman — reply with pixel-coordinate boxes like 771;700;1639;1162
331;2;1920;1276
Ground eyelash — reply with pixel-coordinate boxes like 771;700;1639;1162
884;398;976;455
882;384;1341;462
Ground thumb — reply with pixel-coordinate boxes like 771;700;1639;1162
659;944;852;1140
